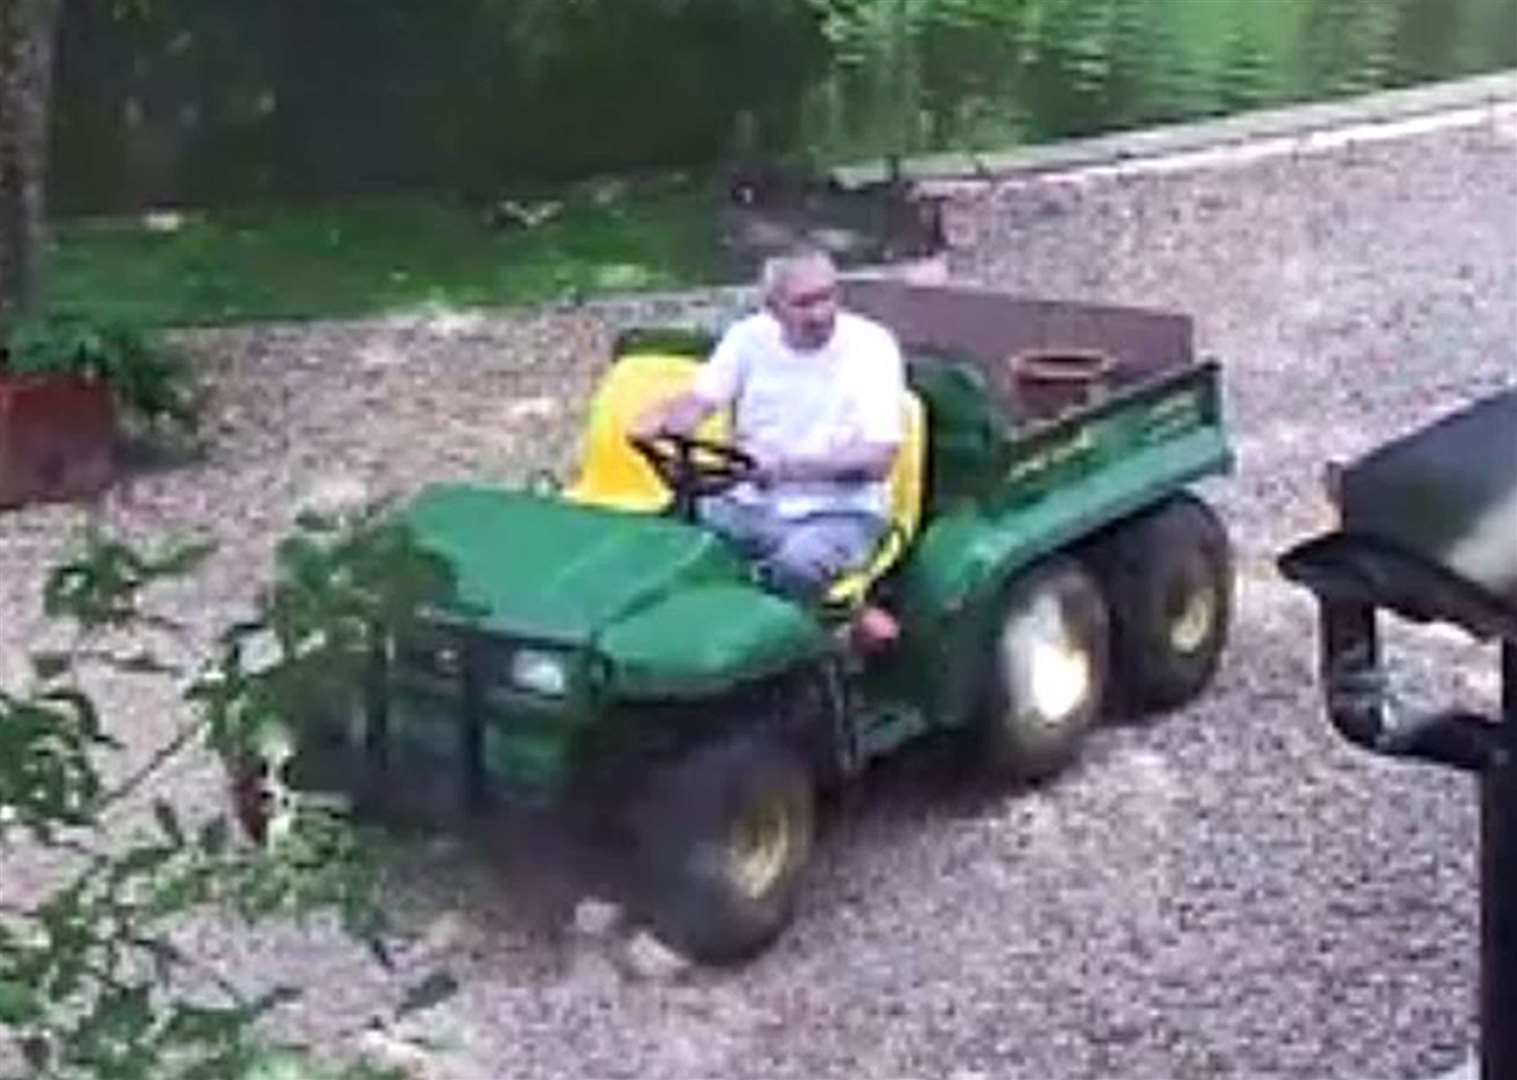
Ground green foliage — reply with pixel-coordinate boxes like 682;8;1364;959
196;500;457;767
0;684;114;842
39;1;1517;330
37;0;1517;237
0;511;460;1079
798;0;1517;164
51;0;827;214
49;189;721;328
2;312;200;431
43;530;214;632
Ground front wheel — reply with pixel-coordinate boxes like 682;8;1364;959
978;557;1111;783
633;731;816;964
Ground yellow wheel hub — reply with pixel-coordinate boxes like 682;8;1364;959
729;794;794;900
1169;579;1217;655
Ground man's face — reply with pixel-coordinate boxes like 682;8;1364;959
770;262;839;352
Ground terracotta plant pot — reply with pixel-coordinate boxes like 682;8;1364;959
1005;348;1117;421
0;374;118;509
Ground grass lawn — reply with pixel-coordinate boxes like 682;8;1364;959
47;185;728;328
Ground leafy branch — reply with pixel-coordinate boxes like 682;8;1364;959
0;503;459;1079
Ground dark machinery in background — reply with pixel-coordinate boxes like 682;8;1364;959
1280;388;1516;1080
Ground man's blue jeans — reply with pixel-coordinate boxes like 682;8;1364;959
698;494;885;602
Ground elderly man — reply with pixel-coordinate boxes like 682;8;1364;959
634;248;907;605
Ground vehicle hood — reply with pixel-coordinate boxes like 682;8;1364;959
402;484;744;643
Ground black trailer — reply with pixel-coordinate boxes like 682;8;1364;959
1279;387;1516;1080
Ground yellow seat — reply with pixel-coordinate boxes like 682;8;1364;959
564;350;927;603
562;352;726;513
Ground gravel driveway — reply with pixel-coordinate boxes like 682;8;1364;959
3;103;1514;1080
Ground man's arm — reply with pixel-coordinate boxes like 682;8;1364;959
630;390;718;441
757;440;896;486
631;321;747;441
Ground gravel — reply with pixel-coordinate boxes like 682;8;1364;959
3;103;1515;1079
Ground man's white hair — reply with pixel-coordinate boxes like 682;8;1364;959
761;246;837;300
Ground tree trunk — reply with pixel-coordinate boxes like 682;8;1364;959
0;0;60;342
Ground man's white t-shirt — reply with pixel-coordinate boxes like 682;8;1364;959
691;310;906;520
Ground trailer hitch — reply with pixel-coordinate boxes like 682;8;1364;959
1315;596;1510;773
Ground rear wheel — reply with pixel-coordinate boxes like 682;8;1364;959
634;730;815;964
1087;494;1233;715
979;557;1110;782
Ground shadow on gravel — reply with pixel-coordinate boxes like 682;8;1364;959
823;732;1037;830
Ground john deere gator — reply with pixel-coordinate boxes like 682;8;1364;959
235;281;1237;963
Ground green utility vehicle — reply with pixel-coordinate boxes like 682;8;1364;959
239;281;1236;962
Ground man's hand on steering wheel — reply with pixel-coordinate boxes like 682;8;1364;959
629;430;758;516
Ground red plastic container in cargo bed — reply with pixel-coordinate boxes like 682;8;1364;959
0;375;117;508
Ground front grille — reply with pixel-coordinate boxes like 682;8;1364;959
399;640;463;681
393;627;468;694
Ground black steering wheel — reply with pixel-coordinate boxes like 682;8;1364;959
630;432;757;520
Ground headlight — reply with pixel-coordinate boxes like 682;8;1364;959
508;648;569;697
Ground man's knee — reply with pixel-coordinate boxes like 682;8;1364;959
699;495;780;559
765;542;834;598
766;518;880;598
